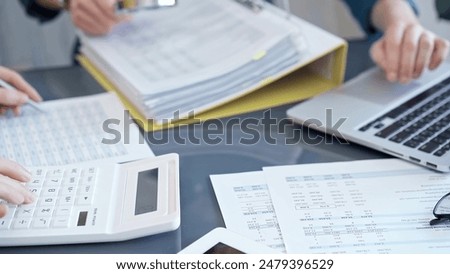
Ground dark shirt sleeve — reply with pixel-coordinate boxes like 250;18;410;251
342;0;418;35
19;0;61;23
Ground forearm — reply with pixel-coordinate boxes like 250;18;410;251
371;0;419;31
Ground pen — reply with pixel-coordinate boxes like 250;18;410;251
0;78;45;113
117;0;177;13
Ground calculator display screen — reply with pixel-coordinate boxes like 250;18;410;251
135;168;159;215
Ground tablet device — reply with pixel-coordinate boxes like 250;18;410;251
179;228;278;254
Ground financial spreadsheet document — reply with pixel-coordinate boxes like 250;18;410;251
211;172;286;253
81;0;299;96
0;93;153;167
264;159;450;254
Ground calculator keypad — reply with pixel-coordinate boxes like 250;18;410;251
0;167;97;230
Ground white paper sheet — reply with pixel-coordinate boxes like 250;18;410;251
211;171;286;253
0;93;154;167
264;159;450;254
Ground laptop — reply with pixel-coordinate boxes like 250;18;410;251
287;62;450;172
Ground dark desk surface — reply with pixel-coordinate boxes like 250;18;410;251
0;40;389;253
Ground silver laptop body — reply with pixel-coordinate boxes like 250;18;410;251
287;62;450;172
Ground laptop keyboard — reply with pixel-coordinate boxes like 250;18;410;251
360;75;450;157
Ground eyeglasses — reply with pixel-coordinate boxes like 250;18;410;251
430;192;450;226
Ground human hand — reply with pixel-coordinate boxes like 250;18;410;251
0;66;42;116
0;158;34;218
370;22;450;84
70;0;129;36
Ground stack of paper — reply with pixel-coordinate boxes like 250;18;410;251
80;0;305;124
211;159;450;254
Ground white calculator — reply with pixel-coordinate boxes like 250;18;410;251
0;153;180;246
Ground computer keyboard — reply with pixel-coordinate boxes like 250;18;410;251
0;166;98;231
360;75;450;157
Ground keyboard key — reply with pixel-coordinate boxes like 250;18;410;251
418;129;436;138
433;149;448;157
431;136;448;145
411;135;429;143
389;130;414;143
404;140;421;148
419;141;441;153
438;129;450;139
375;122;403;138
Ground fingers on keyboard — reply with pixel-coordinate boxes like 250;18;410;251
0;175;34;205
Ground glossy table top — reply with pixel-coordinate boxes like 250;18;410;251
0;40;389;253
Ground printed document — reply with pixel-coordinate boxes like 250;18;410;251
211;159;450;253
0;93;153;167
264;159;450;253
211;171;286;253
82;0;298;95
81;0;304;121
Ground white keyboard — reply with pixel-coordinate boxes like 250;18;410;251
0;154;180;246
0;166;98;231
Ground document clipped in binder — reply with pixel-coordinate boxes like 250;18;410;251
79;0;347;131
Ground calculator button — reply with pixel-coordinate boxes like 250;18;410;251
76;195;93;205
32;217;51;229
31;168;45;178
47;169;64;179
63;176;79;186
80;175;96;186
27;187;42;197
13;218;32;229
44;178;63;187
65;168;81;178
55;206;72;217
35;207;54;218
78;185;94;196
0;219;12;230
39;197;57;207
16;208;35;218
58;195;75;206
61;186;77;196
52;217;70;228
41;187;60;197
28;178;44;188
